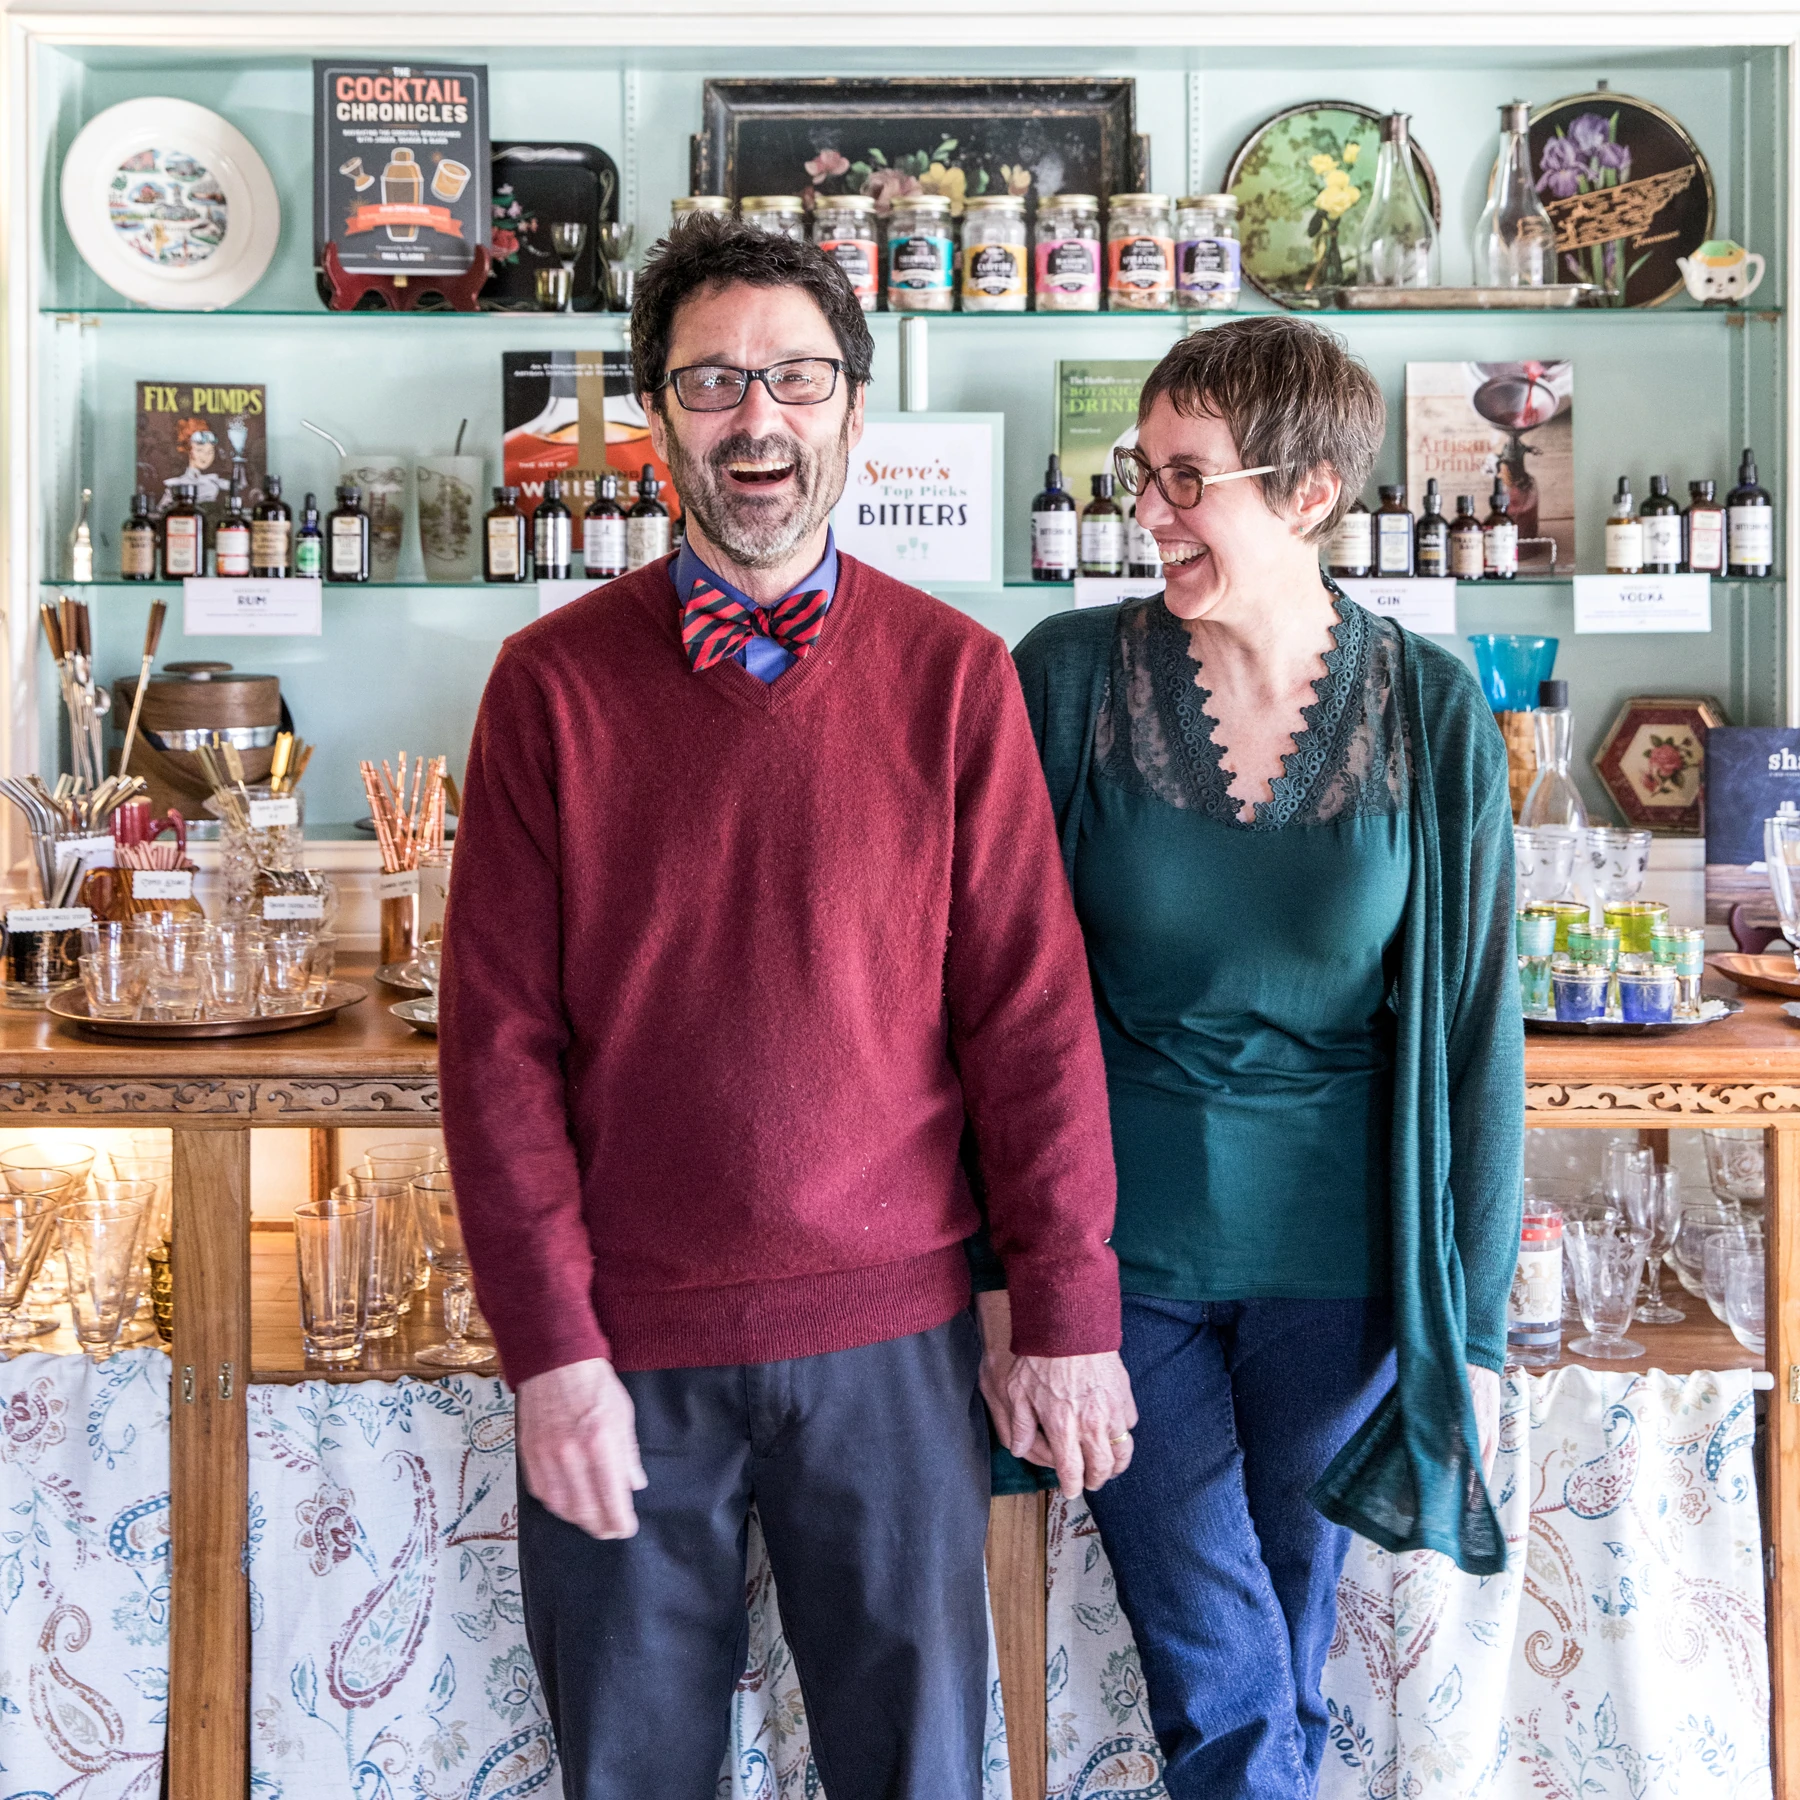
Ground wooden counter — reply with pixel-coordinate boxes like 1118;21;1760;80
0;965;1794;1800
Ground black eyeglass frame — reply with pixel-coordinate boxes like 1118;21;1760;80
660;357;848;412
1112;445;1282;510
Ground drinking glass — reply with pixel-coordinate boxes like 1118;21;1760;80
200;941;262;1021
294;1197;371;1364
364;1145;434;1288
1671;1197;1737;1297
1586;828;1653;911
1764;811;1800;966
1602;900;1670;957
1703;1222;1763;1323
1621;1165;1684;1323
1565;1219;1647;1359
80;951;147;1020
343;1173;414;1334
1724;1241;1767;1354
107;1149;173;1245
1602;1141;1651;1209
1515;827;1578;906
0;1190;63;1341
1702;1128;1766;1205
88;1176;158;1341
140;917;207;1021
417;456;486;582
1;1141;95;1194
57;1193;149;1355
261;930;317;1015
411;1171;494;1368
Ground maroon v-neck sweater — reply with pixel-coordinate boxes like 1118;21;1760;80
439;553;1120;1383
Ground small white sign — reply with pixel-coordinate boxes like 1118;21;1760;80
248;797;300;829
262;894;325;921
832;414;1002;587
1073;576;1167;611
184;578;323;638
1335;577;1458;634
1573;573;1712;634
7;908;91;932
131;869;194;900
55;834;115;871
376;869;420;901
538;579;603;618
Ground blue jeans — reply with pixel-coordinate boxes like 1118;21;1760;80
1085;1296;1395;1800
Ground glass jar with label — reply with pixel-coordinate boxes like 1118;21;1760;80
960;196;1027;312
739;196;805;241
813;195;879;311
671;195;732;229
887;196;956;312
1033;194;1101;312
1174;194;1241;311
1107;194;1174;311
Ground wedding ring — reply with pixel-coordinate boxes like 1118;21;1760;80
1109;1432;1131;1444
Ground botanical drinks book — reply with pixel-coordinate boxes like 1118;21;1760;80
1055;361;1157;501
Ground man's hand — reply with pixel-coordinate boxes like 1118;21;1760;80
516;1357;647;1540
1468;1363;1502;1486
975;1289;1137;1498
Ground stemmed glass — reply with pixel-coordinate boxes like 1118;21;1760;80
410;1171;494;1368
1565;1219;1647;1359
1515;827;1577;906
1766;811;1800;969
56;1193;150;1356
2;1143;95;1322
0;1188;65;1342
550;221;587;314
1621;1164;1684;1324
599;220;636;310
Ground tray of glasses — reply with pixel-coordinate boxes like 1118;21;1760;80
1524;997;1741;1035
48;981;368;1040
375;960;430;994
1711;953;1800;1001
391;997;438;1037
1334;284;1597;310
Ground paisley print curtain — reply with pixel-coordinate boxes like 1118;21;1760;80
245;1375;1012;1800
1043;1368;1771;1800
0;1348;170;1800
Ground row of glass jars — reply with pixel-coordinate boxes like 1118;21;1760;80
671;192;1242;314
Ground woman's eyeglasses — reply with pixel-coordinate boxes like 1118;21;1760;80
662;358;846;412
1112;446;1280;510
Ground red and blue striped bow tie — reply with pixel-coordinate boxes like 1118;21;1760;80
680;578;828;673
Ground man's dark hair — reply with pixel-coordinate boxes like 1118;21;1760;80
631;214;876;405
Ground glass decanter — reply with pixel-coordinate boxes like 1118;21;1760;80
1355;113;1438;288
1520;679;1587;897
1472;101;1558;287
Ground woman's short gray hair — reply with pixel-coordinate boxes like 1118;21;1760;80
1137;316;1385;541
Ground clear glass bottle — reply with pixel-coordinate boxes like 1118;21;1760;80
739;196;805;240
1032;194;1101;313
1415;478;1449;578
1473;101;1558;287
1374;485;1415;576
1520;679;1589;837
68;487;93;582
1355;114;1438;288
960;196;1028;312
1605;477;1644;574
886;196;955;312
1325;499;1373;579
813;195;878;311
1030;454;1078;582
1640;475;1682;574
1106;194;1174;311
1174;194;1241;310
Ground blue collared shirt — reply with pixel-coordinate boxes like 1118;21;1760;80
674;531;839;683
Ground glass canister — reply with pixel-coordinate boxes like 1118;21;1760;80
1175;194;1242;311
960;195;1027;312
1033;193;1102;311
210;784;305;918
739;196;805;240
813;194;879;311
887;195;956;312
671;195;732;229
1107;194;1174;311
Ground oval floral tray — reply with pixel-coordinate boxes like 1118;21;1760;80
49;981;367;1040
1524;996;1740;1035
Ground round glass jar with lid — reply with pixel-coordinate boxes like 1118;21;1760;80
1107;194;1175;311
886;195;956;312
1033;194;1101;311
670;195;732;229
960;195;1027;312
812;194;879;311
739;196;806;240
1174;194;1242;311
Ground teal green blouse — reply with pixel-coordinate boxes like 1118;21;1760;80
1011;589;1525;1577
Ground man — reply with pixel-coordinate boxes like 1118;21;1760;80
440;215;1132;1800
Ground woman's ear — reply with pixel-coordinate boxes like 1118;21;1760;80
1288;465;1343;540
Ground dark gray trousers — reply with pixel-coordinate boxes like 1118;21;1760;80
517;1308;991;1800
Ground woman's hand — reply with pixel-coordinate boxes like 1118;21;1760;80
1468;1363;1502;1485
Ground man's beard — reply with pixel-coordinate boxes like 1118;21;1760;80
662;410;854;571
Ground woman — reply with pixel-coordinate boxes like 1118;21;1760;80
994;316;1522;1798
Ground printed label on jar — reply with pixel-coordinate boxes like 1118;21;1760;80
295;536;322;577
6;908;91;933
131;869;194;901
1080;517;1124;566
1125;515;1161;572
1328;512;1373;571
1485;521;1520;576
121;534;156;578
251;520;291;568
262;894;324;921
55;835;114;872
487;518;520;576
1603;522;1643;572
1176;236;1242;295
1035;239;1101;295
215;526;250;577
888;233;954;291
248;797;299;829
376;869;420;901
534;514;571;571
164;516;202;575
1108;235;1174;294
1376;515;1412;573
1643;517;1683;565
1508;1241;1562;1329
1032;511;1078;575
962;242;1026;300
1449;531;1486;579
1729;507;1774;566
626;516;672;569
820;238;877;299
1686;513;1724;572
583;517;627;574
330;518;364;575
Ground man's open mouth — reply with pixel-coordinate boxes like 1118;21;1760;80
726;459;796;487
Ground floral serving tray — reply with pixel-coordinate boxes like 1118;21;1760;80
1524;996;1739;1035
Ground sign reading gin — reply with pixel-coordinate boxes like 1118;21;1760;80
313;61;489;281
832;415;1002;588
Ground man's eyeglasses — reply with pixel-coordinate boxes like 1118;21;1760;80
1112;446;1281;510
662;358;846;412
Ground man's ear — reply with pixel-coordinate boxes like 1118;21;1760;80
644;393;669;464
845;383;866;455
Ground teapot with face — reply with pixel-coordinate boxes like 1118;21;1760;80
1676;239;1766;305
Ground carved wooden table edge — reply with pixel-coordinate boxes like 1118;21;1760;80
0;1075;439;1117
1527;1080;1800;1121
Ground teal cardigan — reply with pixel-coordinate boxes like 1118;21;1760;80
1011;602;1524;1577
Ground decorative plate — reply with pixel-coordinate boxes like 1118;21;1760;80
1224;101;1440;307
1525;996;1740;1035
391;997;439;1036
61;98;280;309
1717;954;1800;1000
1527;93;1713;308
1591;694;1727;834
49;981;366;1040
